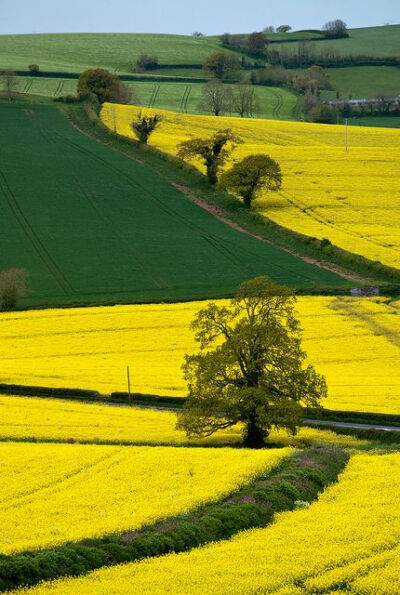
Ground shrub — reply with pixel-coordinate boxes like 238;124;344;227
28;64;40;73
130;112;162;144
0;268;29;310
134;54;159;73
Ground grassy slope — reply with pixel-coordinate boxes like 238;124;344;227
0;100;348;309
11;76;299;120
273;25;400;57
321;66;400;99
0;33;224;73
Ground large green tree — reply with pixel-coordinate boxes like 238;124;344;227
177;129;242;185
77;68;131;104
219;154;282;207
177;277;327;448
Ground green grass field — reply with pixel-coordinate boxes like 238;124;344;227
0;33;225;74
0;101;347;308
10;76;299;120
320;66;400;99
273;25;400;57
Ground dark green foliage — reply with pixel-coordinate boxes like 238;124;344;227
247;32;269;57
307;104;339;124
77;69;121;103
219;154;282;207
130;112;161;144
134;54;159;72
203;51;241;80
28;64;39;73
178;277;328;447
0;445;348;592
322;19;349;39
178;128;242;184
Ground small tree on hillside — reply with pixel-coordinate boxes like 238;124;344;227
231;82;259;118
1;70;17;101
131;112;162;144
28;64;40;73
323;19;349;38
198;79;233;116
276;25;292;33
177;276;327;448
219;154;282;207
247;32;269;57
0;268;29;310
177;129;242;185
203;51;241;80
134;54;159;72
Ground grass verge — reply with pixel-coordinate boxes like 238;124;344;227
0;445;348;592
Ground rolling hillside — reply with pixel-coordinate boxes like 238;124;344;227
1;27;398;75
105;104;400;270
272;24;400;57
10;76;300;120
0;33;224;74
0;101;347;309
2;297;400;415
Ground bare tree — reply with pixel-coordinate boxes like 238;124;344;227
323;19;349;38
232;82;259;118
0;268;29;310
198;79;233;116
1;70;17;101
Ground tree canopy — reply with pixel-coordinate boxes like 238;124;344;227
203;51;241;80
177;129;242;185
77;68;131;104
177;277;327;448
219;154;282;207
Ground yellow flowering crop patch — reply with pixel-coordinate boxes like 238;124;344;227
0;441;290;554
101;104;400;270
2;297;400;414
0;394;362;448
23;452;400;594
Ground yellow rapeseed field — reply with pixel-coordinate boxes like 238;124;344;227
101;104;400;270
0;395;362;448
0;442;290;554
21;452;400;594
2;297;400;414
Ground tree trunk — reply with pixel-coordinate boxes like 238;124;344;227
244;416;266;448
207;162;218;185
243;193;252;208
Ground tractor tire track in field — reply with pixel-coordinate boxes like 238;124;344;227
0;448;123;511
183;86;192;113
27;109;167;291
281;191;400;256
0;167;73;295
331;299;400;350
271;90;283;118
23;79;32;94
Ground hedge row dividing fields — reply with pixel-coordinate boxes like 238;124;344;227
0;102;347;308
